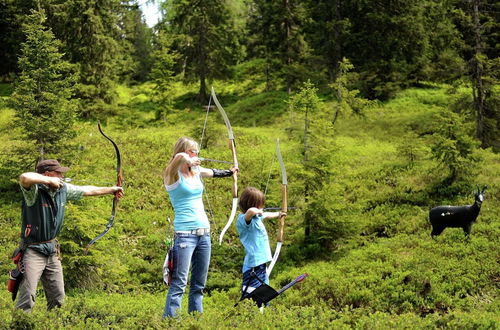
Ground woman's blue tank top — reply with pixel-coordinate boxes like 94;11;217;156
165;171;209;231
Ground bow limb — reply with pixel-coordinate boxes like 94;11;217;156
211;87;239;245
267;138;288;277
86;122;123;250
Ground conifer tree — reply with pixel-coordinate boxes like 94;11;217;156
246;0;310;93
151;30;179;120
119;1;153;82
337;0;430;99
330;58;372;127
10;8;77;160
453;0;499;150
430;110;479;185
45;0;123;118
160;0;242;101
303;0;350;82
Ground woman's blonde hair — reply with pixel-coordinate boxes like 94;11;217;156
164;137;199;181
172;137;199;158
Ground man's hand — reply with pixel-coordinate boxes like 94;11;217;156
112;186;124;198
46;177;64;190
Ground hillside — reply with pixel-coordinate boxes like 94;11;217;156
0;83;498;329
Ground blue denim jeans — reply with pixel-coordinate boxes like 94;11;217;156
163;232;211;318
241;263;268;296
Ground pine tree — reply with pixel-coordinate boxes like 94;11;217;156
430;110;480;185
44;0;123;118
10;8;77;161
341;0;430;99
161;0;242;101
304;0;350;82
330;58;372;127
119;1;153;82
246;0;310;93
150;30;179;120
454;0;499;150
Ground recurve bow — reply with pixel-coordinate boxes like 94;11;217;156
211;87;239;245
267;138;288;277
85;121;123;250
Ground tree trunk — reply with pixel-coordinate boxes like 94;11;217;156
285;0;292;94
470;0;486;147
303;107;311;241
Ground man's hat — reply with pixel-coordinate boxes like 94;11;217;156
36;159;70;174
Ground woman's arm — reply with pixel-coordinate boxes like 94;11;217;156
164;152;196;185
199;166;239;178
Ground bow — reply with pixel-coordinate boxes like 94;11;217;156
86;121;123;250
266;138;288;277
211;87;239;245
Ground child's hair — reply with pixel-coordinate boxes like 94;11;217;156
239;187;265;212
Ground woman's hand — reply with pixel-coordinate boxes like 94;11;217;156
188;156;201;167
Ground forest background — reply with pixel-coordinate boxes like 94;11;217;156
0;0;498;328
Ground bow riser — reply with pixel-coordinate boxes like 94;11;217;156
277;184;288;242
229;139;238;198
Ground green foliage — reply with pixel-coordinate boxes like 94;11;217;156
161;0;243;100
150;30;179;120
430;109;480;186
1;81;499;328
9;8;78;161
330;58;374;126
245;0;311;92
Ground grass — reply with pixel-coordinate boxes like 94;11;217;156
0;80;498;328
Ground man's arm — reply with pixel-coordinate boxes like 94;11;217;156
80;185;123;197
19;172;63;190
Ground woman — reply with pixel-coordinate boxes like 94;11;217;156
163;137;237;317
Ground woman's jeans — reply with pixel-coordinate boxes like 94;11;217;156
163;232;211;318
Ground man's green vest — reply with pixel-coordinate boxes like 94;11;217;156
21;184;68;256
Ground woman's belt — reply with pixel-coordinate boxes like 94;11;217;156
175;228;210;236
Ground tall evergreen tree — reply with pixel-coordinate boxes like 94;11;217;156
10;8;77;160
419;0;466;83
245;0;310;93
341;0;430;99
160;0;242;101
453;0;499;150
150;30;179;120
0;0;36;80
118;1;153;83
304;0;351;82
43;0;123;118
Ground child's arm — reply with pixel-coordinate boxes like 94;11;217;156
244;207;263;224
262;211;286;221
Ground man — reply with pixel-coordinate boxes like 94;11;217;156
15;159;123;312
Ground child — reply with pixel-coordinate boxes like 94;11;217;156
236;187;286;297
